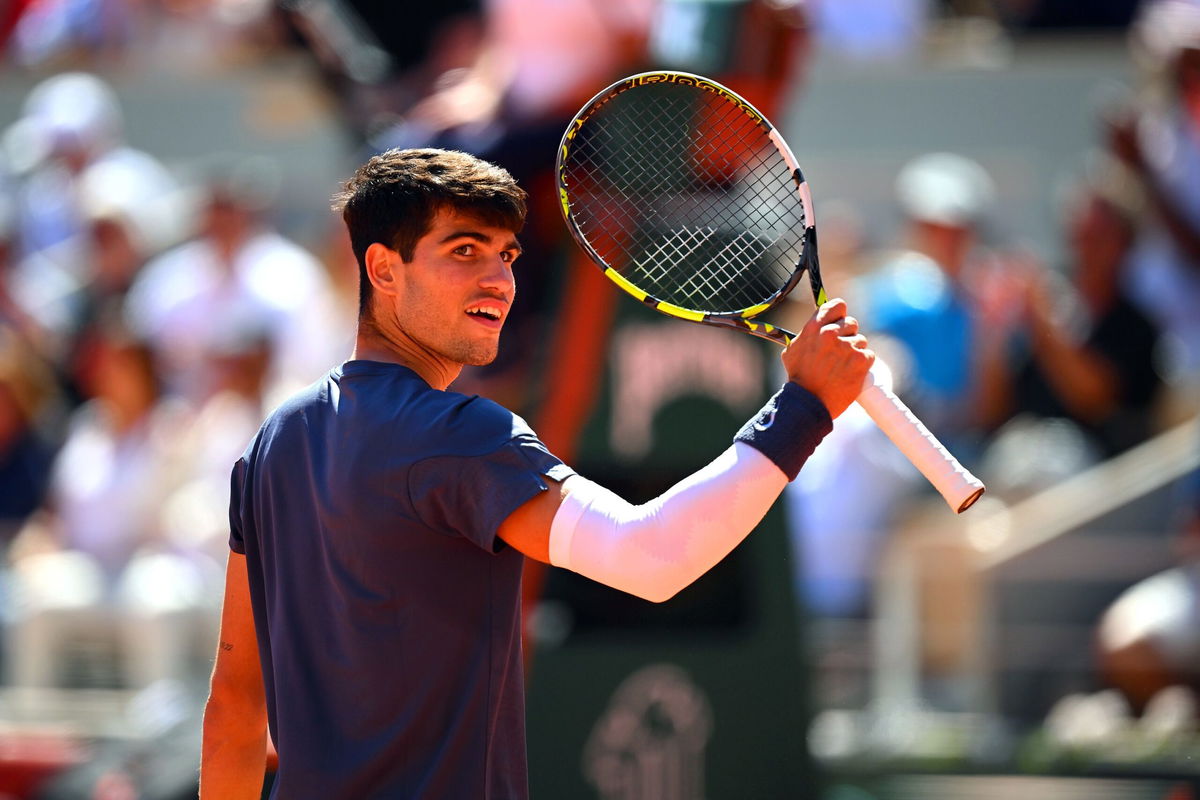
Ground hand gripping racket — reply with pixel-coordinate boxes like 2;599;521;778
556;71;985;513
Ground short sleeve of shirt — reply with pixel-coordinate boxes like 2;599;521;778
228;456;248;555
408;433;575;553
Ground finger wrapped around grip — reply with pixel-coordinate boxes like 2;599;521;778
811;298;848;329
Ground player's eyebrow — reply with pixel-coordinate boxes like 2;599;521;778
439;230;523;253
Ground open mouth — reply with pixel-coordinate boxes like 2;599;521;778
465;302;506;327
463;302;506;323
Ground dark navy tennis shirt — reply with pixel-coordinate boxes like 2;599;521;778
228;360;574;799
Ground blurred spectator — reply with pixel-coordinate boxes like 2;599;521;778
7;0;280;69
74;170;158;325
8;0;133;66
1097;478;1200;714
0;189;47;351
859;152;999;450
160;323;273;588
977;161;1163;462
124;156;350;406
0;329;57;544
6;318;203;689
128;0;284;72
8;72;180;259
31;163;188;389
1098;563;1200;714
1107;0;1200;404
281;0;488;146
2;73;184;364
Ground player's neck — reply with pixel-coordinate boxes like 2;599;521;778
352;316;461;391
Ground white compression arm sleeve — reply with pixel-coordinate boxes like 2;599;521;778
548;442;788;603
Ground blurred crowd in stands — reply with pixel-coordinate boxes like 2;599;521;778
0;0;1195;760
781;6;1200;753
0;67;352;690
777;0;1200;628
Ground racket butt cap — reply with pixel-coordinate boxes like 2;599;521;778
956;485;986;514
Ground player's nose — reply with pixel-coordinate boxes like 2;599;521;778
478;256;515;294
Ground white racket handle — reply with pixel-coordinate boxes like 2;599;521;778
855;364;985;513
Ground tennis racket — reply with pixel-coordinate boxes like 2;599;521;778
556;70;985;513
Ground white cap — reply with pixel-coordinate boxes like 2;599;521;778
77;152;191;256
23;72;122;154
895;152;996;228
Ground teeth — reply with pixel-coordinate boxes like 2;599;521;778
466;305;503;320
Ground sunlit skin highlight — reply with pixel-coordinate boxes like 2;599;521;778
353;209;522;390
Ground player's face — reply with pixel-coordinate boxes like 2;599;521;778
395;209;521;367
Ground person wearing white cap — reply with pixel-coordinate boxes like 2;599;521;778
3;74;184;367
123;156;350;407
781;154;997;623
894;152;997;237
12;72;178;261
858;152;998;448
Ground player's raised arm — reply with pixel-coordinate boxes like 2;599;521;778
498;299;871;602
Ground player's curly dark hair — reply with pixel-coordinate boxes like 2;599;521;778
333;148;527;316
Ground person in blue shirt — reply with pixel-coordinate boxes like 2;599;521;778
860;152;997;448
199;147;874;799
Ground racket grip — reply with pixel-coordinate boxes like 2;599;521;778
855;365;985;513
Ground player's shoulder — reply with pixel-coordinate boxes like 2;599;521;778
413;387;536;457
336;361;536;454
242;369;336;451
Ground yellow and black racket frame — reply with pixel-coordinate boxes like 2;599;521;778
555;70;828;348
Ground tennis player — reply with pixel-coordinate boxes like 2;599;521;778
199;148;873;799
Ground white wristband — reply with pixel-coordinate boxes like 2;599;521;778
548;442;788;602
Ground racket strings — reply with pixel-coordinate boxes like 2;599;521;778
561;81;806;313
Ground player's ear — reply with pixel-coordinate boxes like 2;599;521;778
364;243;402;299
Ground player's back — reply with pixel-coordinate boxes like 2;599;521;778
229;360;570;799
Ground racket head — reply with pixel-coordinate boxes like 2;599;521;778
556;71;821;328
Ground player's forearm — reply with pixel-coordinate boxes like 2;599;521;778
200;697;269;800
550;385;831;602
550;444;785;602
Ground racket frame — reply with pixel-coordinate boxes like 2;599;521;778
556;70;822;347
